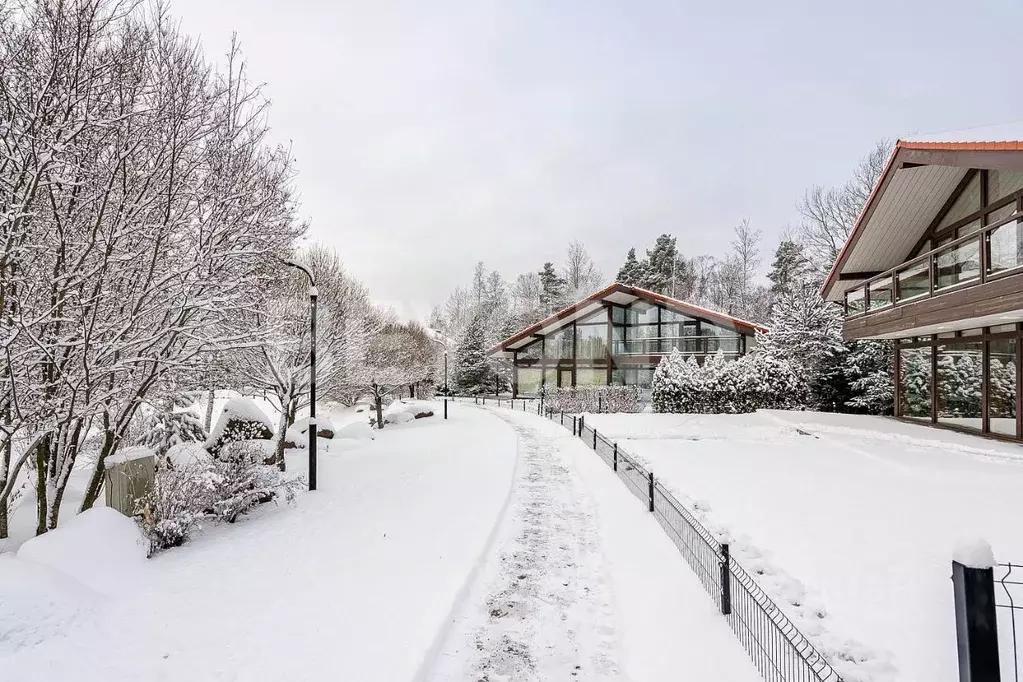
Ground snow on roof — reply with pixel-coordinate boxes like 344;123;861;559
901;119;1023;147
104;446;155;469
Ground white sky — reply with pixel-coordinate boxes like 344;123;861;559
169;0;1023;321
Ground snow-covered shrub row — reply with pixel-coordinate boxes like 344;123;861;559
545;386;642;414
135;440;300;555
651;349;807;414
135;411;207;456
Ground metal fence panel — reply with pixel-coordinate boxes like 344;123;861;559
996;562;1023;681
500;401;841;682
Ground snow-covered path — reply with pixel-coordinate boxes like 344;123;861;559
429;405;761;682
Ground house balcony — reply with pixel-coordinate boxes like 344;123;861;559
611;336;743;356
842;210;1023;339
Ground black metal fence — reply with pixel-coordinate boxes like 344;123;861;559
996;562;1023;681
478;398;843;682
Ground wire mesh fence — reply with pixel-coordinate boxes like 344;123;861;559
520;402;842;682
996;562;1023;681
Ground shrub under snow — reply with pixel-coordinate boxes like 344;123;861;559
652;349;807;414
545;385;642;414
136;440;300;555
205;398;274;456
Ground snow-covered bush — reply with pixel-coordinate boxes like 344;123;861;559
205;398;274;456
135;461;220;555
212;440;302;523
545;385;641;414
135;410;207;456
652;351;807;414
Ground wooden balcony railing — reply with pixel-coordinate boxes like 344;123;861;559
844;210;1023;318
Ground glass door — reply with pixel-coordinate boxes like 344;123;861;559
558;368;574;388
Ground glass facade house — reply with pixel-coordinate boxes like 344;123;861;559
821;132;1023;442
487;283;763;398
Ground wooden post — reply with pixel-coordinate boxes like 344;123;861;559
648;472;655;512
952;558;1001;682
613;443;618;471
444;398;448;420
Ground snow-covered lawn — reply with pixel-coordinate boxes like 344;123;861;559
584;409;1023;682
1;403;518;682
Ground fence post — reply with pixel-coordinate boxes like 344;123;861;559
579;415;585;438
561;410;564;426
648;472;655;512
572;415;577;436
952;556;1001;682
592;427;597;450
720;543;732;615
598;395;603;413
444;398;448;420
613;443;618;471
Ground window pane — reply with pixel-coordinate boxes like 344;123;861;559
989;339;1017;437
935;239;981;290
936;342;982;431
576;367;607;387
660;309;695;324
845;287;866;315
989;170;1023;204
986;202;1017;228
576;324;607;360
577;309;607;325
896;261;929;300
517;340;541;360
989;217;1023;275
957;219;982;238
626;301;658;324
868;276;893;309
516;367;542;395
612;306;625;324
939;173;981;229
543;326;574;359
899;347;931;419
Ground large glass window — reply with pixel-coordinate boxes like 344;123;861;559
936;342;982;431
576;367;607;387
989;339;1017;437
899;347;932;420
935;239;981;290
612;366;655;389
543;326;574;360
576;323;607;360
626;301;658;325
516;367;542;396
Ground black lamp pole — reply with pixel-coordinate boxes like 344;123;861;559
283;259;317;491
444;350;449;394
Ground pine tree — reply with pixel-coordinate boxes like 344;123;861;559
768;240;811;295
641;234;678;294
616;247;644;286
538;262;566;314
844;340;894;414
453;313;491;393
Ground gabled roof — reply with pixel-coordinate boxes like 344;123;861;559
488;282;767;357
821;122;1023;301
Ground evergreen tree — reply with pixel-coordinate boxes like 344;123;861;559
453;313;491;393
538;262;566;314
768;239;811;295
641;234;678;294
616;247;644;286
844;340;894;414
757;281;844;408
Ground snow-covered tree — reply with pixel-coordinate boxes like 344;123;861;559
768;239;811;296
562;240;603;299
538;262;566;314
616;248;645;286
453;313;492;394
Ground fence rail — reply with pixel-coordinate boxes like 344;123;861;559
477;398;843;682
997;562;1023;681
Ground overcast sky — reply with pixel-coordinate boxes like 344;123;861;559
171;0;1023;320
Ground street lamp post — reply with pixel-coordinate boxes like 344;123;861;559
444;350;449;394
283;259;317;491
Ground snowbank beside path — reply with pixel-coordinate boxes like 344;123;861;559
486;407;762;682
588;410;1023;682
2;405;518;682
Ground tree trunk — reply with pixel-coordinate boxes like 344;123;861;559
375;392;384;430
80;429;116;512
273;405;288;472
0;410;9;539
35;434;49;536
409;383;415;398
204;388;215;431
